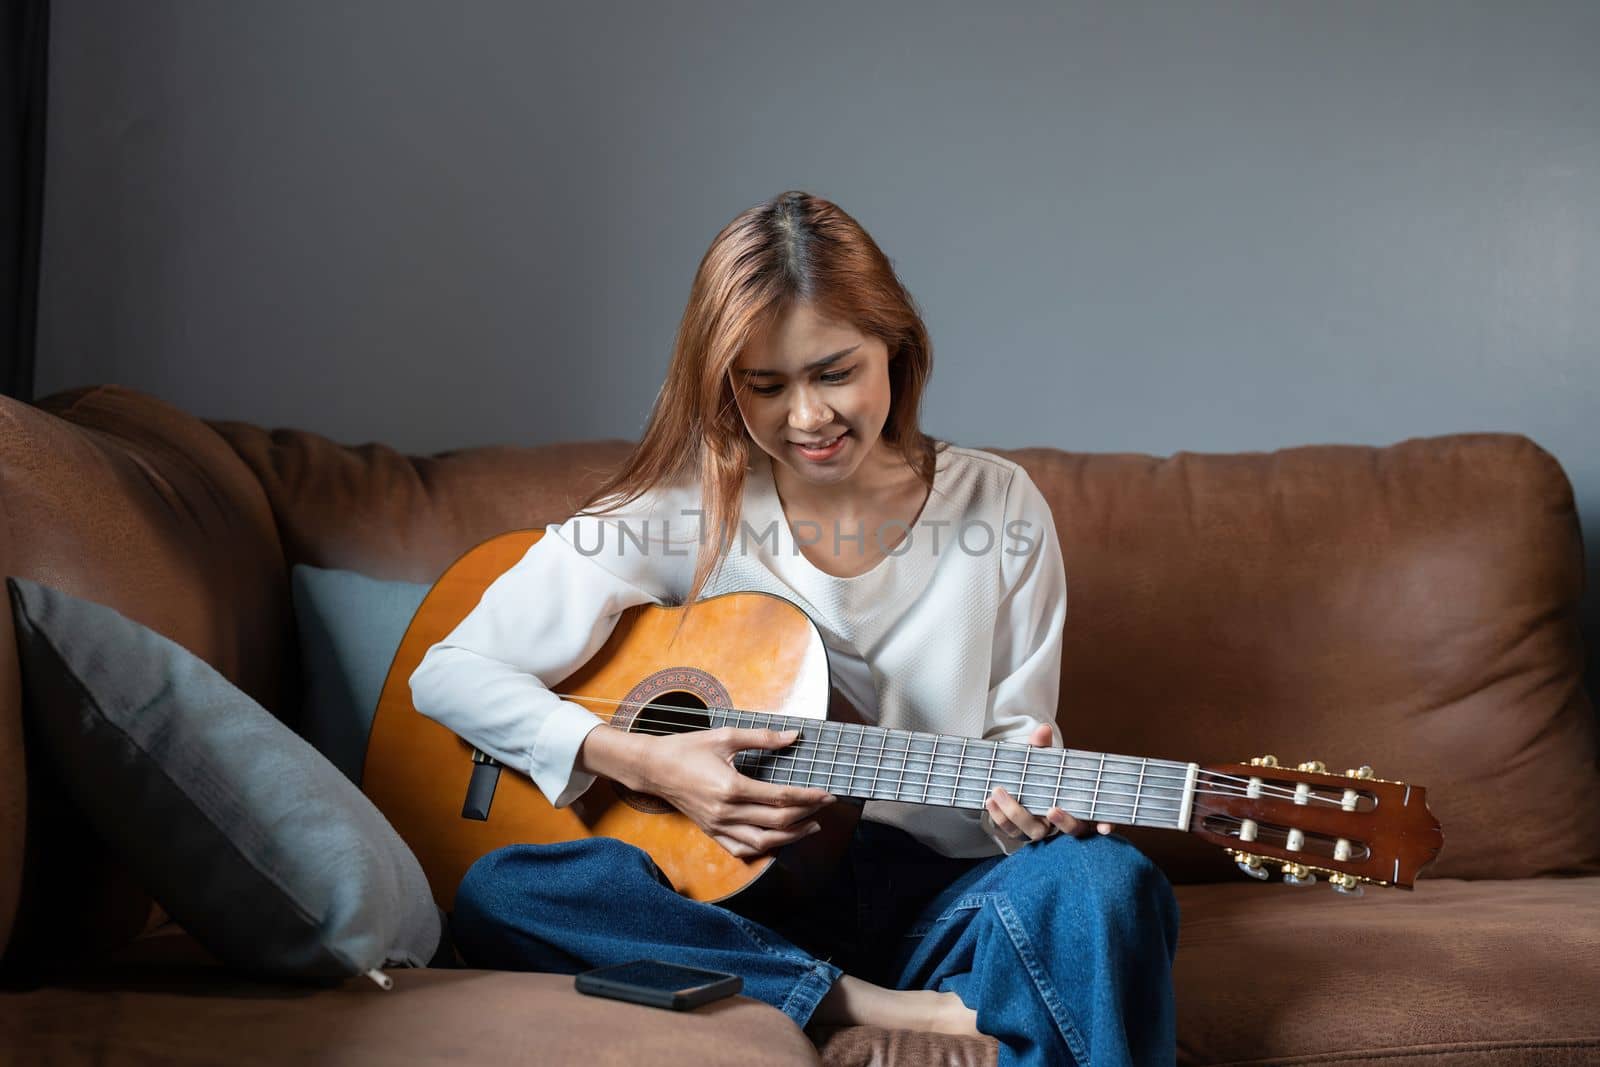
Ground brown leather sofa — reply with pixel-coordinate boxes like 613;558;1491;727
3;384;1598;1066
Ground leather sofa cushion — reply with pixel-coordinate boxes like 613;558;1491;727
0;929;820;1066
11;878;1592;1067
1172;876;1600;1064
814;877;1600;1067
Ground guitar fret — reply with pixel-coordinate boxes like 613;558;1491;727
993;743;1024;801
819;720;840;795
928;736;947;805
1131;758;1147;826
1034;752;1054;804
816;720;836;794
865;725;886;800
842;722;868;798
901;730;917;803
781;714;800;787
861;726;887;801
737;709;758;780
727;707;744;774
919;733;933;804
955;736;970;805
946;737;964;805
1092;752;1105;823
840;724;860;797
838;723;864;796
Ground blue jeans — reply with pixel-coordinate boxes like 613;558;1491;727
450;820;1179;1067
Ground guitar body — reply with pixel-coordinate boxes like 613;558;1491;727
363;530;859;912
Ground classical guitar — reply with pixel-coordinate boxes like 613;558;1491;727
363;531;1443;913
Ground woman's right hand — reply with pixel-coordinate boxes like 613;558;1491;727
579;724;836;859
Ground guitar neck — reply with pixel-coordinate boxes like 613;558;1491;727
715;709;1200;831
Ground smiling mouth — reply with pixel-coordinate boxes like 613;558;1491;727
792;432;847;448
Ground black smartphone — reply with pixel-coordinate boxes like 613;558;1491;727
574;959;743;1011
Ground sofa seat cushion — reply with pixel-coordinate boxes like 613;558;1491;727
0;929;819;1066
812;1024;997;1066
1173;877;1600;1065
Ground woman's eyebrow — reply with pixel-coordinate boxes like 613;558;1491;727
736;345;861;378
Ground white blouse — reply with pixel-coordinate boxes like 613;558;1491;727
409;443;1068;858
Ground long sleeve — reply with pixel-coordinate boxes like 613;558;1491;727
980;468;1070;854
408;500;692;808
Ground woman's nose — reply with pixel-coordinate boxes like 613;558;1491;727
789;388;833;431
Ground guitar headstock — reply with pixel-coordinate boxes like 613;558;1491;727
1190;755;1443;895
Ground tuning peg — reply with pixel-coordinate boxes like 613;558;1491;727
1344;765;1375;779
1330;872;1364;897
1296;760;1327;773
1248;755;1279;767
1233;852;1271;881
1281;862;1318;887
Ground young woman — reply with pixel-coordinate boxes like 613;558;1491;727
408;190;1179;1066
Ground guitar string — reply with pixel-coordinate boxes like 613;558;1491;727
622;722;1330;835
596;721;1341;863
555;690;1332;794
612;726;1325;865
608;706;1178;798
569;694;1194;783
609;713;1338;817
547;699;1348;814
560;690;1217;788
555;691;1352;810
624;725;1181;825
589;706;1348;811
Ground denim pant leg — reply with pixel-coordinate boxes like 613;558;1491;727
889;833;1180;1067
449;837;843;1028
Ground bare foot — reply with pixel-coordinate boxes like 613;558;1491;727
924;990;981;1036
813;975;982;1038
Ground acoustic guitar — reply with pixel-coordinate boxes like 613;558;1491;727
363;531;1443;914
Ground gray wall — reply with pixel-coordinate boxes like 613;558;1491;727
37;2;1599;675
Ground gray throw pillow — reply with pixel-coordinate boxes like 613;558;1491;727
7;576;442;984
289;564;429;785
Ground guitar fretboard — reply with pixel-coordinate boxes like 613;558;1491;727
713;709;1197;830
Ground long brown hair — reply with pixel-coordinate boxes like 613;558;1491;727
577;190;940;620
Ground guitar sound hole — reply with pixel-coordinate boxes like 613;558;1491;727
634;690;712;738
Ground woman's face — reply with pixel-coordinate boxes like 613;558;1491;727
730;300;894;491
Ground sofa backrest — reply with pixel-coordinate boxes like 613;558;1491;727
4;384;1597;967
0;386;293;968
1009;441;1599;885
216;408;1600;887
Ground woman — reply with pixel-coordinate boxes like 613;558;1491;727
408;190;1178;1066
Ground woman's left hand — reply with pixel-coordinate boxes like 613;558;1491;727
984;723;1115;844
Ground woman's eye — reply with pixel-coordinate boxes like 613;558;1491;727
748;367;850;397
